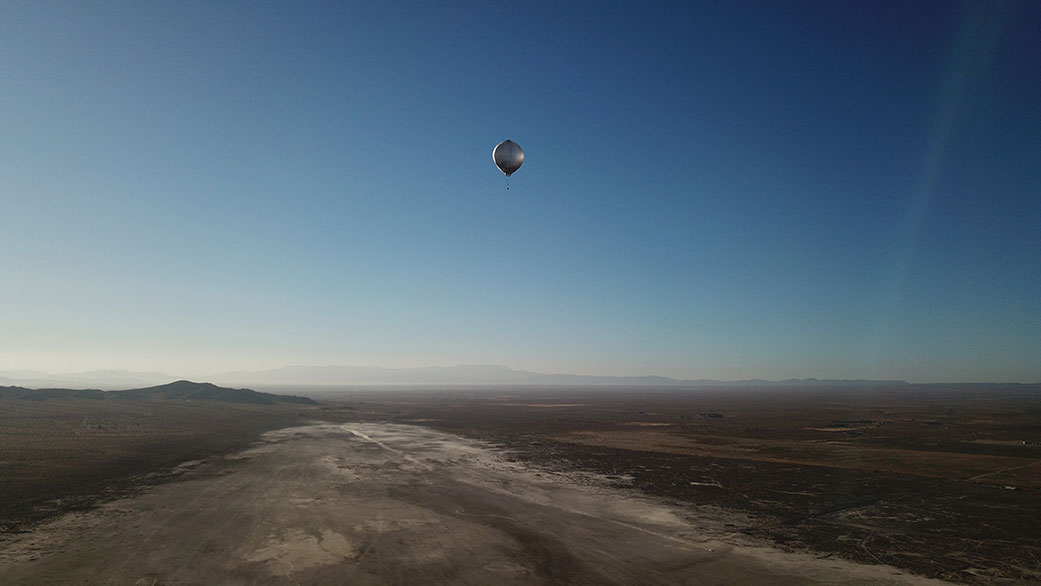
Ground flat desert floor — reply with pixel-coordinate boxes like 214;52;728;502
0;422;949;586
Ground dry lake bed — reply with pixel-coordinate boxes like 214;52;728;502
1;422;952;585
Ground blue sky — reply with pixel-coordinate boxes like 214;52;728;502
2;1;1039;382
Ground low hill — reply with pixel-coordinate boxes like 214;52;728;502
0;380;315;405
120;380;316;404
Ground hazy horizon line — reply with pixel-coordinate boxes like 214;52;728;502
2;364;1039;387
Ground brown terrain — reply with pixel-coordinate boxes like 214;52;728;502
317;384;1041;585
1;382;1039;584
0;381;317;532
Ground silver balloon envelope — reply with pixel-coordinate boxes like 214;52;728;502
492;140;524;176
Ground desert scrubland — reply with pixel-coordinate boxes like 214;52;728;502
2;383;1040;584
319;384;1041;584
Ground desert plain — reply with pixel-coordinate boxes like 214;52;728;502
2;382;1039;585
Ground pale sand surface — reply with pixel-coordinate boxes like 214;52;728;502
0;423;953;585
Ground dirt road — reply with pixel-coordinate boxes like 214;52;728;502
0;423;951;585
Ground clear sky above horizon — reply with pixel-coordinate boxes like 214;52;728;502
3;1;1039;383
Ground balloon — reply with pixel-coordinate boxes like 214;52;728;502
492;140;524;176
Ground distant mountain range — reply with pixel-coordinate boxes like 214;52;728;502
0;380;315;405
0;369;176;390
0;365;923;388
6;365;1035;389
208;364;911;388
0;365;916;389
